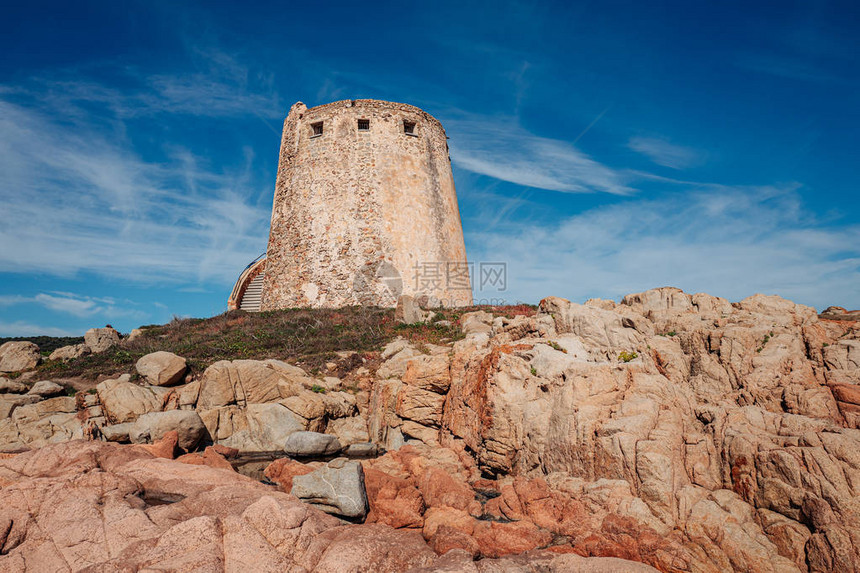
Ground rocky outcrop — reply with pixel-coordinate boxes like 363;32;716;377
190;359;360;451
136;351;187;386
0;287;858;571
0;396;80;450
360;287;860;572
0;341;40;373
0;440;650;571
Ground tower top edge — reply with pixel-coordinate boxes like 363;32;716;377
290;99;446;129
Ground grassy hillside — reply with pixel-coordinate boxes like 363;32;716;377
36;304;536;380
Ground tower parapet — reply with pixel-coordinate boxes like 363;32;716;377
261;99;472;309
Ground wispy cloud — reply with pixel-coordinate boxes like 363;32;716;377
444;112;632;195
467;185;860;310
628;136;702;169
736;53;847;84
17;47;284;121
0;97;271;285
33;294;100;317
0;292;146;319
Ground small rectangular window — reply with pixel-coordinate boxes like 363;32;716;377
357;119;370;131
403;121;416;135
311;122;323;137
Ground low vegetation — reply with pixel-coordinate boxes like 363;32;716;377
618;351;638;363
0;336;85;355
34;303;537;381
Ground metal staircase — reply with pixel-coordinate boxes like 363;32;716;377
239;271;265;311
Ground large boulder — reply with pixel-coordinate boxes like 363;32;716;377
135;351;187;386
0;440;665;572
84;327;121;353
48;343;90;362
129;410;206;450
27;380;65;398
0;341;40;372
291;457;369;518
283;431;342;456
96;375;161;423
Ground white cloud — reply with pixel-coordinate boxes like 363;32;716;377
628;136;701;169
22;47;284;121
444;113;632;195
0;98;270;285
33;294;99;317
0;292;147;320
467;185;860;310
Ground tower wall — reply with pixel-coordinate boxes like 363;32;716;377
261;99;472;309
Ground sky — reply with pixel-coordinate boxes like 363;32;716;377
1;0;859;336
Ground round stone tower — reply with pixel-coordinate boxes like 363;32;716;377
260;99;472;309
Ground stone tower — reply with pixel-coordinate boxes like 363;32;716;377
260;99;472;310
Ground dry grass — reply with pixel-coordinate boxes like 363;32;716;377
34;304;536;381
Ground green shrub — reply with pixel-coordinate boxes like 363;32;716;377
310;384;327;394
618;351;638;363
530;367;537;376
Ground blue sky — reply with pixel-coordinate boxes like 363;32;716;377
1;0;858;335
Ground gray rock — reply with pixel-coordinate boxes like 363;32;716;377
84;327;120;353
135;351;187;386
0;377;29;394
291;457;369;518
27;380;65;398
101;422;134;442
0;341;41;373
394;295;433;324
129;410;206;450
284;431;342;457
345;442;380;457
48;343;90;362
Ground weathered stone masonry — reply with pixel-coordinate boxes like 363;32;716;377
261;99;472;309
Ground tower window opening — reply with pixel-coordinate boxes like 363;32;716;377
403;121;417;136
358;119;370;131
311;122;324;137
